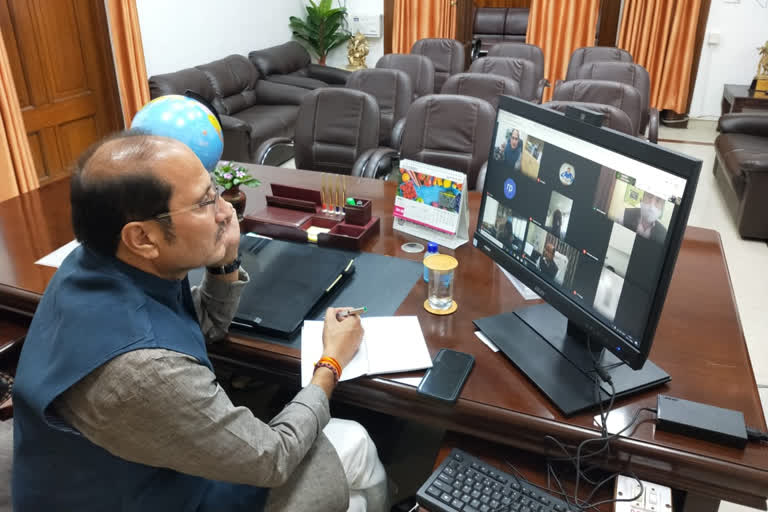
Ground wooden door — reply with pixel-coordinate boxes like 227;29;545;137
0;0;122;186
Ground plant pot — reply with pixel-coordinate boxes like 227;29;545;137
222;185;246;221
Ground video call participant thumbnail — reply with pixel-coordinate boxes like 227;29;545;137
620;192;667;243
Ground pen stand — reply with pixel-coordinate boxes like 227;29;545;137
243;183;380;250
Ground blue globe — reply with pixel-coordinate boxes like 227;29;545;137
131;95;223;171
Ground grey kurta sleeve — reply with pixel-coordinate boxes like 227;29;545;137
190;268;249;342
54;349;333;489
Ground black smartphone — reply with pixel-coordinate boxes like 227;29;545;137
417;349;474;403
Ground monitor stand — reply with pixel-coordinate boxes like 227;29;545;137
473;303;670;416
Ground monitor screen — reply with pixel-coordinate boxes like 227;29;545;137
474;97;700;370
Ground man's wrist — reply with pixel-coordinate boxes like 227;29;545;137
206;255;241;275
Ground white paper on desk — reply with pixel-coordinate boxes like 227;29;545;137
301;316;433;387
35;240;80;268
496;263;540;300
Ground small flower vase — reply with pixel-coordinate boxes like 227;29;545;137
222;185;246;221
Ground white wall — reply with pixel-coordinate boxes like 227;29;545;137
137;0;303;77
137;0;383;77
324;0;385;70
689;0;768;117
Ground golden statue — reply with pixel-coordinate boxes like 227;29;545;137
754;40;768;92
346;32;369;71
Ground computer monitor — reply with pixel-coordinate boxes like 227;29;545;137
473;97;701;415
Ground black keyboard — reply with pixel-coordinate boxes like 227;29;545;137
416;448;571;512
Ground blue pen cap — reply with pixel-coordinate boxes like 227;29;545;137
427;242;439;254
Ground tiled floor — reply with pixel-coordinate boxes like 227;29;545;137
659;121;767;512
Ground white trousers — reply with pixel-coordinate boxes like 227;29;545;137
324;418;389;512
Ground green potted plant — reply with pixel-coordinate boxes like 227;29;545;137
213;162;260;221
289;0;352;65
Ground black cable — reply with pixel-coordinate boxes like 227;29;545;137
500;460;579;511
746;427;768;443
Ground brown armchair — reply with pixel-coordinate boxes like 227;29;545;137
570;61;658;142
248;41;351;90
411;38;466;93
346;68;413;147
440;73;521;109
148;55;309;165
354;95;496;189
565;47;633;81
376;54;435;100
550;80;645;139
471;8;530;60
468;56;545;103
256;88;380;176
713;113;768;239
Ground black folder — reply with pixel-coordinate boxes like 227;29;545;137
231;235;355;338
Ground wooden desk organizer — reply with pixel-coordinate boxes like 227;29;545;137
243;183;380;250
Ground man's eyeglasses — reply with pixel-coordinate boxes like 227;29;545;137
152;179;220;221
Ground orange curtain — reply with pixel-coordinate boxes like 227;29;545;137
106;0;150;127
526;0;600;102
393;0;456;54
0;31;38;202
618;0;702;114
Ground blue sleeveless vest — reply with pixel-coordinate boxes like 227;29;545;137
12;246;268;511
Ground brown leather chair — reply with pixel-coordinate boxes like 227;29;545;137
565;46;633;81
468;57;543;103
471;8;529;59
346;68;413;147
376;54;435;100
440;73;521;109
544;102;635;135
713;113;768;239
248;41;350;90
485;43;548;99
149;55;309;165
354;95;496;189
571;61;657;141
410;38;466;93
256;88;380;175
551;79;644;138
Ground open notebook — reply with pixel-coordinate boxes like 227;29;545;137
301;316;433;386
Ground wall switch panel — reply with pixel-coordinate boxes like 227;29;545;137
614;475;672;512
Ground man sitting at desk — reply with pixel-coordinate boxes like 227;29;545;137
12;131;387;512
540;242;559;280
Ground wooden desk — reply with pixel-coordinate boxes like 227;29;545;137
0;167;766;510
721;84;768;115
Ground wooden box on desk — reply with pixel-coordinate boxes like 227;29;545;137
243;183;380;250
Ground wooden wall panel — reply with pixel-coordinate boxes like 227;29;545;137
59;117;96;166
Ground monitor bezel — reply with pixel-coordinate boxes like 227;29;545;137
473;96;701;370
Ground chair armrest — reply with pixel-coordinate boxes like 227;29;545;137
535;79;550;104
306;64;351;85
470;39;482;61
718;113;768;137
219;114;250;132
253;80;310;105
391;118;407;150
255;137;294;166
352;147;399;179
647;107;659;144
267;74;328;90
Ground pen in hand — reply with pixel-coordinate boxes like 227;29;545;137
336;306;368;321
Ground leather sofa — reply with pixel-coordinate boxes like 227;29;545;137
471;8;529;59
249;41;351;90
149;54;310;165
713;113;768;239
